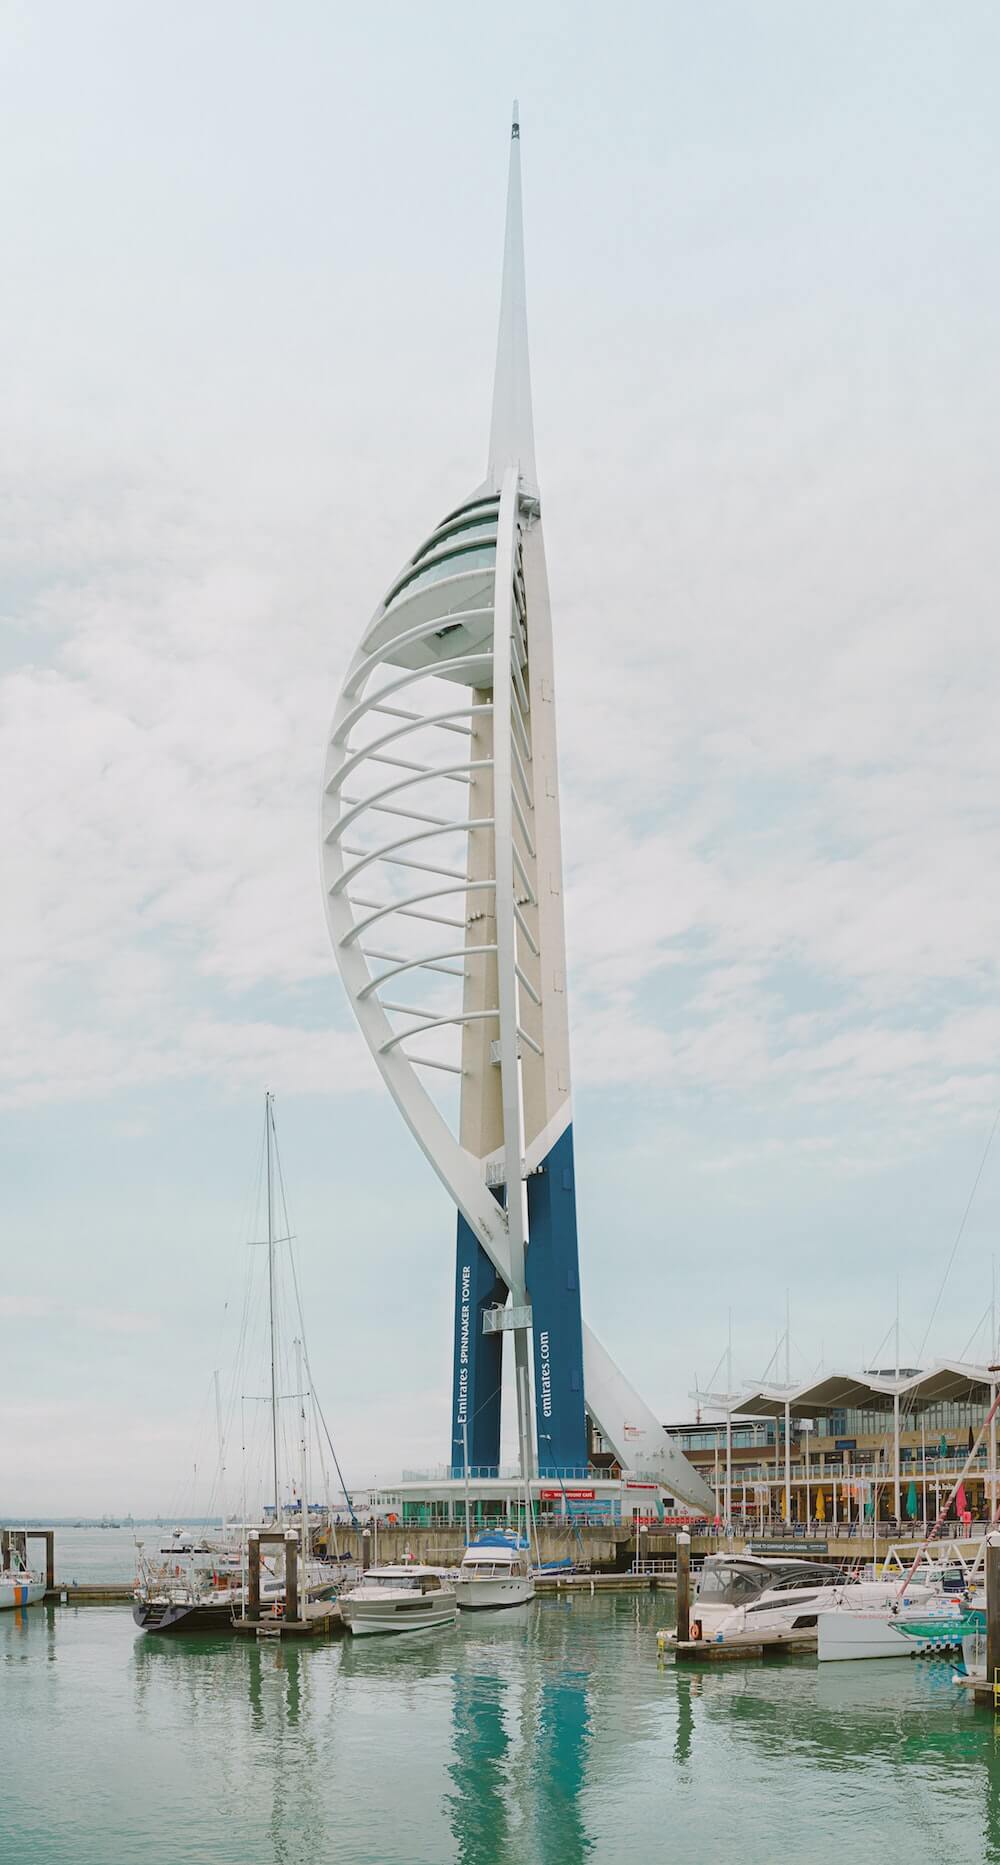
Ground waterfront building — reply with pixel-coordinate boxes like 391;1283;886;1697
319;110;712;1512
672;1359;1000;1530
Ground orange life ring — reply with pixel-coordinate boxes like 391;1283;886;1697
689;1619;702;1642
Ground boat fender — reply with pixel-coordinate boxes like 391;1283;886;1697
689;1619;702;1642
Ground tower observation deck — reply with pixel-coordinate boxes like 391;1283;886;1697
320;108;713;1511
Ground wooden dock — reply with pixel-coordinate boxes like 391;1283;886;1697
535;1571;662;1593
45;1585;135;1604
232;1600;343;1640
670;1635;816;1662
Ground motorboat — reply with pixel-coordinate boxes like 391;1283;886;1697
338;1564;459;1636
686;1553;940;1650
454;1533;534;1611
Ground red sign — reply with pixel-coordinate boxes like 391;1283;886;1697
539;1488;595;1501
625;1481;657;1491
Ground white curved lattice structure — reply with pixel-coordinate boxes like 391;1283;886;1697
320;108;714;1513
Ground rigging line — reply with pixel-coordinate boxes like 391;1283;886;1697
959;1298;994;1364
918;1104;1000;1366
884;1106;1000;1458
272;1137;359;1528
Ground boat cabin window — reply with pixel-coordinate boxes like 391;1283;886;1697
698;1565;764;1603
767;1568;839;1593
421;1575;441;1592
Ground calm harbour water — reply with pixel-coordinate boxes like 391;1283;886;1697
4;1533;1000;1864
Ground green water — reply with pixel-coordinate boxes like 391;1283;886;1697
3;1592;1000;1864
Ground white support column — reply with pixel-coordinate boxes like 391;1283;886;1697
893;1390;901;1523
725;1406;732;1535
784;1402;791;1525
991;1381;998;1522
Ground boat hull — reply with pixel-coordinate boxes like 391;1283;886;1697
0;1581;45;1611
818;1606;971;1662
340;1599;458;1636
454;1577;535;1610
132;1600;236;1633
817;1612;915;1662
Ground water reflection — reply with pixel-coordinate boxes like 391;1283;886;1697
131;1627;326;1863
19;1595;1000;1863
444;1602;594;1865
674;1670;694;1766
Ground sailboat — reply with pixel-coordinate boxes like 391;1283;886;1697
0;1540;44;1611
134;1095;353;1633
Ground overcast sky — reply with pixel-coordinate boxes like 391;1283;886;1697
3;1;1000;1514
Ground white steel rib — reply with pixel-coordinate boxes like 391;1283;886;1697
319;104;713;1512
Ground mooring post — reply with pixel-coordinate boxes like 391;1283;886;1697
248;1533;261;1622
987;1533;1000;1695
361;1529;371;1574
286;1531;299;1625
44;1530;55;1592
0;1530;9;1571
676;1531;691;1642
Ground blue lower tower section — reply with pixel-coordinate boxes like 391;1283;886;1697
526;1122;587;1476
450;1215;508;1476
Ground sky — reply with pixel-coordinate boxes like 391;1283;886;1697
3;1;1000;1514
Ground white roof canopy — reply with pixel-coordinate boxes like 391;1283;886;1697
702;1360;999;1421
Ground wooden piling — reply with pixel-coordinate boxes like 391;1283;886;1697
987;1534;1000;1695
676;1531;691;1643
247;1533;261;1622
285;1532;299;1624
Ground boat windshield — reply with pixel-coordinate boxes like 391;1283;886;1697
367;1575;424;1589
698;1565;765;1605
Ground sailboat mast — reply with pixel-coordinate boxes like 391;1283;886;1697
295;1336;310;1573
266;1091;280;1523
213;1368;225;1504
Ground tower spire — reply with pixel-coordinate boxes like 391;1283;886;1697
486;101;537;497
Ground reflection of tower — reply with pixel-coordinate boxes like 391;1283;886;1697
446;1663;511;1865
320;109;713;1508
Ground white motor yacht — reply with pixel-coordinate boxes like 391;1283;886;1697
688;1553;939;1649
454;1534;535;1610
339;1564;458;1636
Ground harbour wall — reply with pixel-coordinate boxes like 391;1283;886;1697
316;1525;988;1571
